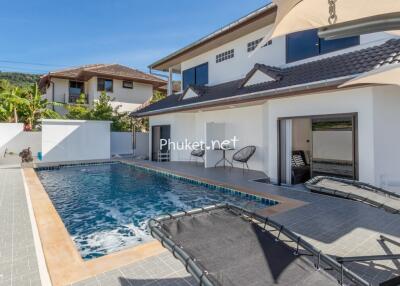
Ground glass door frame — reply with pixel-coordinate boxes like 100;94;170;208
277;112;358;185
151;125;171;162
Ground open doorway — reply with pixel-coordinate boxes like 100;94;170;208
151;125;171;162
278;114;358;185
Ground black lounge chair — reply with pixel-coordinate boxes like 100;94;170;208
305;176;400;214
149;204;369;286
232;146;256;170
291;150;310;184
190;147;205;162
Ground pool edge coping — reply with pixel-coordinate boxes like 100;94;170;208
120;160;307;217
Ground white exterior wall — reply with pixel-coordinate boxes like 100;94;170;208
180;28;390;87
149;85;400;188
181;25;286;86
372;85;400;192
150;113;197;162
41;119;111;162
90;77;153;112
43;78;70;115
44;77;153;114
265;87;375;184
149;105;265;171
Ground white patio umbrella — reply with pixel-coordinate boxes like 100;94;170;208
340;63;400;87
263;0;400;41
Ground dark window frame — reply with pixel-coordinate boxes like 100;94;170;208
68;80;85;103
216;49;234;63
97;78;113;92
122;80;134;89
286;29;360;63
69;80;84;92
247;38;272;52
182;62;208;90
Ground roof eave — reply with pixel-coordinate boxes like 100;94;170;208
42;72;166;88
148;4;277;72
131;76;363;118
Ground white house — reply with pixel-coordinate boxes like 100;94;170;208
133;3;400;191
39;64;166;115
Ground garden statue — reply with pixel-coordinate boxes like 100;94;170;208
19;147;33;163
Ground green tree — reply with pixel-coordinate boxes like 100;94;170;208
90;92;113;121
65;94;91;120
18;84;61;130
0;85;26;123
0;79;12;92
0;72;40;87
131;90;167;132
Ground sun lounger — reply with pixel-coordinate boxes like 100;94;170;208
305;176;400;214
148;204;369;286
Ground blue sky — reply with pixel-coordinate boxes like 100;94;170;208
0;0;268;75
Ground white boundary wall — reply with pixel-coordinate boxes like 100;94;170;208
0;123;24;155
111;132;149;158
135;132;149;158
41;119;111;162
111;132;133;155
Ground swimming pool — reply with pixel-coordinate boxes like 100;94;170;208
36;162;277;260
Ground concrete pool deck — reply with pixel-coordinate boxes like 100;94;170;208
1;160;400;285
0;165;42;286
121;160;400;285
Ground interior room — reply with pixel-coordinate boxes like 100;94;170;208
279;114;357;186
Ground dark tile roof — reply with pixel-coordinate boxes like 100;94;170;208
133;39;400;117
239;64;283;88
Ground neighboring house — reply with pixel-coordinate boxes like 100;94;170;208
39;64;166;115
133;3;400;191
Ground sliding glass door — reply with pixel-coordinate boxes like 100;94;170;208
278;113;358;185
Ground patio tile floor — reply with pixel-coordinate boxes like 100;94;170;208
0;166;41;286
1;161;400;285
120;160;400;285
70;253;196;286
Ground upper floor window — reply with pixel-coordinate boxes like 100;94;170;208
69;81;85;103
69;81;84;95
216;49;234;63
182;63;208;90
97;78;113;92
286;29;360;63
122;80;133;89
247;38;272;52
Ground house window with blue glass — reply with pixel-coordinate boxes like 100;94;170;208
182;63;208;90
286;29;360;63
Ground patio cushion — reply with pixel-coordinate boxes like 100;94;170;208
292;154;305;167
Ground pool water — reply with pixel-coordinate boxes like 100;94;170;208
37;163;275;260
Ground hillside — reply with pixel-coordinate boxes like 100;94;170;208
0;71;41;87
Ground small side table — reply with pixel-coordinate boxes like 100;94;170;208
214;147;234;167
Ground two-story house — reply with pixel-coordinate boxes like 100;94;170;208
39;64;166;115
133;3;400;191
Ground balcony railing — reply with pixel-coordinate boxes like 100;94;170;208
68;89;88;104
